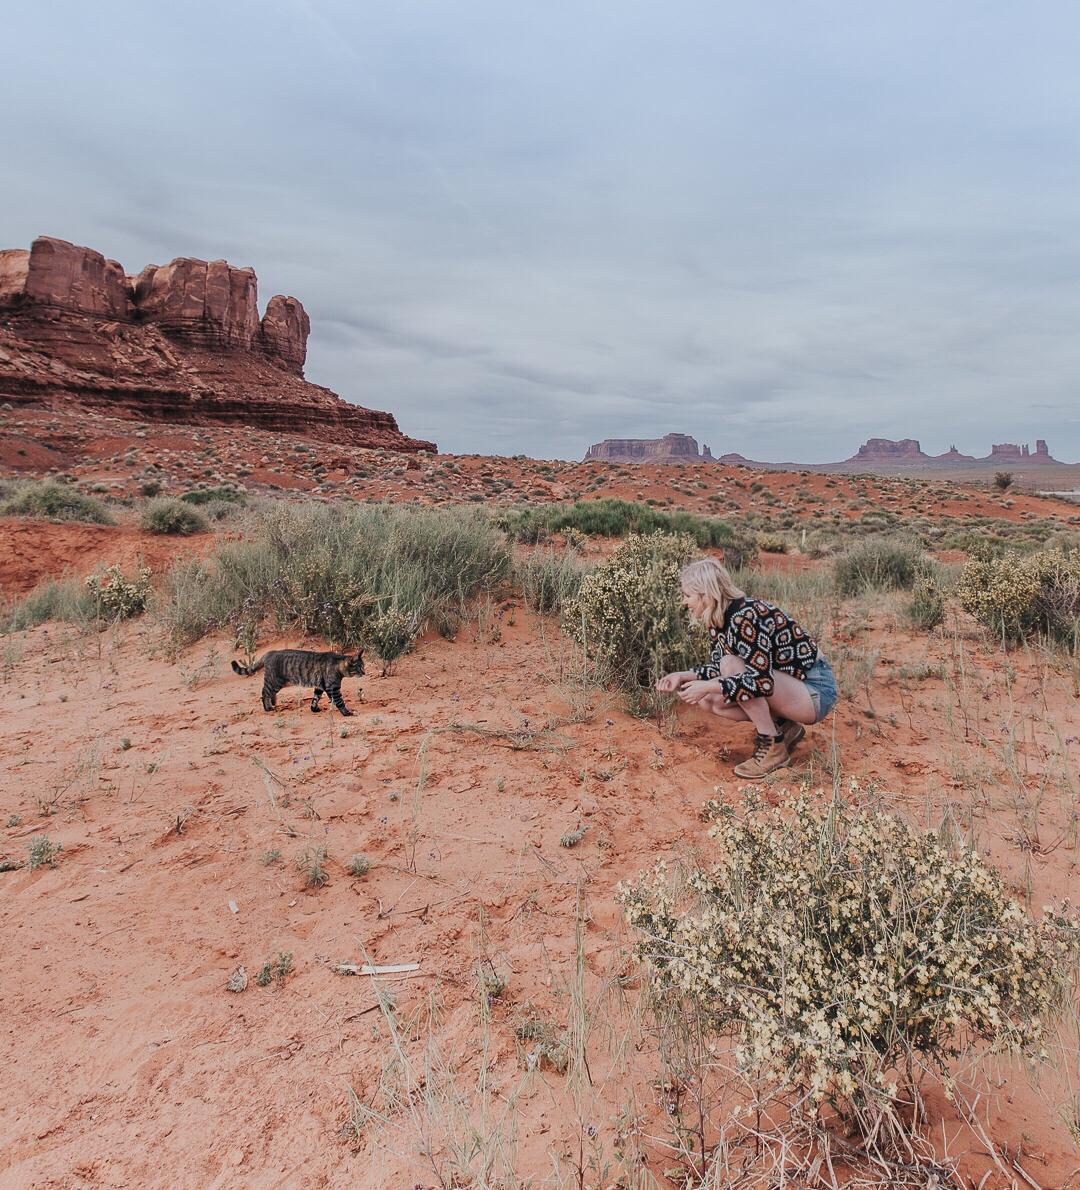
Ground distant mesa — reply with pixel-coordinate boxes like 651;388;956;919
847;437;1056;466
584;430;1066;473
584;433;714;463
0;236;434;451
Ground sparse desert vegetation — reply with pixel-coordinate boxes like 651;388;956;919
2;457;1079;1187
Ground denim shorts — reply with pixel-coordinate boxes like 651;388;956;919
803;655;838;723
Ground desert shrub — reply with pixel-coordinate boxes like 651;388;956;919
500;500;756;565
515;547;586;613
3;578;97;631
366;607;418;673
155;501;510;652
563;531;706;690
832;535;927;595
0;480;111;524
85;564;152;620
140;497;207;535
757;533;787;554
907;570;945;630
956;547;1080;645
180;485;247;506
561;526;587;553
994;471;1014;491
622;793;1078;1130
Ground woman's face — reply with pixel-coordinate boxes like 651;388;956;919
681;585;707;622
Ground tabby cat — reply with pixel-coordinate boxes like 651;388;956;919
231;649;365;715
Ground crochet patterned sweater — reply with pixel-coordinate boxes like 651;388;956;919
694;596;819;703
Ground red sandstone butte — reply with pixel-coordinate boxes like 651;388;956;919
0;236;434;452
584;432;714;462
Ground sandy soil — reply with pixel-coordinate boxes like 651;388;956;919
2;557;1078;1187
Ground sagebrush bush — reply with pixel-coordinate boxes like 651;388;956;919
956;547;1080;644
366;607;418;673
907;570;945;630
180;486;247;507
156;501;509;652
140;497;208;535
3;578;97;631
515;547;586;613
85;564;152;620
0;480;111;524
833;535;928;595
563;531;706;690
500;499;756;565
622;792;1078;1121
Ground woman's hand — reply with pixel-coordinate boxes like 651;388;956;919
678;680;718;705
655;670;695;693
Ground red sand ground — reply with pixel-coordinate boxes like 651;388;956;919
1;532;1078;1186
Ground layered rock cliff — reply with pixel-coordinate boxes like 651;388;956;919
0;236;434;451
584;433;714;462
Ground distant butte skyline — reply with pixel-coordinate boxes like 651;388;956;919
583;433;1072;468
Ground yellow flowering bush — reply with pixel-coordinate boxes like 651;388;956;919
85;564;152;620
563;531;707;689
366;607;418;674
956;547;1080;643
621;793;1077;1117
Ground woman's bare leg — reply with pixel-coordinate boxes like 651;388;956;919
708;660;816;728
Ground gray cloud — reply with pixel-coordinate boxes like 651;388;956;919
3;0;1080;460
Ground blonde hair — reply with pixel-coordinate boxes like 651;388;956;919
679;557;745;629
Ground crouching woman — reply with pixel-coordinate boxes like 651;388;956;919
656;557;838;778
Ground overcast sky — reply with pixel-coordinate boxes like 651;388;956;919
4;2;1080;461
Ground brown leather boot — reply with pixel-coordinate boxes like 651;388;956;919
733;732;791;779
775;717;806;751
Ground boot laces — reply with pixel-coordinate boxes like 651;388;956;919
752;733;773;760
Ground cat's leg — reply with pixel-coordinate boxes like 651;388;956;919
262;679;280;711
328;683;353;716
310;688;323;713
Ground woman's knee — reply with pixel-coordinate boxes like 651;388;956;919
717;655;746;678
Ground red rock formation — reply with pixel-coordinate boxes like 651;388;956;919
850;438;927;462
2;237;131;319
584;433;709;462
0;236;434;452
134;257;260;351
988;441;1055;463
259;294;310;375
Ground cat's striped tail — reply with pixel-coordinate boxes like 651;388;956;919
231;657;265;676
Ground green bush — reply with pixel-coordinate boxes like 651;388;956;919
180;486;247;506
85;564;152;619
140;497;208;535
0;480;112;524
956;547;1080;644
563;531;706;690
833;535;927;595
500;499;756;566
515;547;586;613
3;578;97;631
622;792;1078;1122
155;501;510;652
907;570;945;631
366;607;418;674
